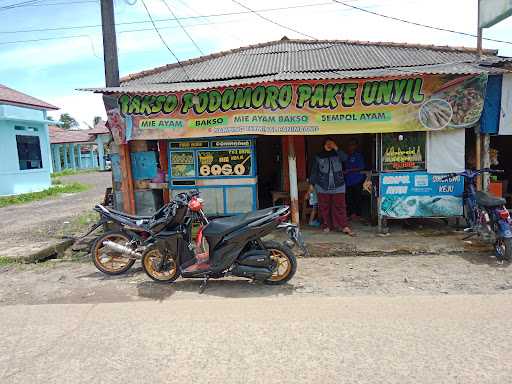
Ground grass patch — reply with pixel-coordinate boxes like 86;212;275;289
55;211;100;238
0;182;90;208
51;168;100;178
0;256;18;266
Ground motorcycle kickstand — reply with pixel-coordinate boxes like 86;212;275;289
199;275;210;294
462;232;477;241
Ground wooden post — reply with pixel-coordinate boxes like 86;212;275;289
287;136;300;225
119;143;135;214
158;140;170;204
476;131;482;190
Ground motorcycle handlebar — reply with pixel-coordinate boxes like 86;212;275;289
174;190;201;205
440;169;504;181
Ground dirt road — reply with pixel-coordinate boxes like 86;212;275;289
0;171;111;258
1;252;511;305
1;295;511;384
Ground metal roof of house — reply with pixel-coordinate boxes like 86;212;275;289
86;63;507;94
0;84;58;110
83;38;510;94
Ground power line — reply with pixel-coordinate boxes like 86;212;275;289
231;0;317;40
0;1;334;34
140;0;190;79
174;0;245;44
0;18;243;45
0;0;41;10
0;0;96;10
332;0;512;46
1;0;511;48
160;0;203;55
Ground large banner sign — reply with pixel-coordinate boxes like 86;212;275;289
379;172;464;218
105;74;487;142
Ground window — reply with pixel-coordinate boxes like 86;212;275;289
16;135;43;170
14;126;38;132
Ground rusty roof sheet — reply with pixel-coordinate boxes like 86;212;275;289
0;84;58;110
82;63;506;94
119;39;496;87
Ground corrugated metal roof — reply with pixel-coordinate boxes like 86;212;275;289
120;39;493;87
82;63;506;94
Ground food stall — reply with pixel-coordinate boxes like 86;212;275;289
84;39;507;226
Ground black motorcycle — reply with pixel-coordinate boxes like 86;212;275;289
141;192;308;290
85;191;307;289
85;194;194;275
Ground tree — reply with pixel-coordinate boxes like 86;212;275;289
59;113;79;130
93;116;102;127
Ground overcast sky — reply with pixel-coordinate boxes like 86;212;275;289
0;0;511;128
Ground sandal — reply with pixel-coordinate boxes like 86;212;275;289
342;227;355;237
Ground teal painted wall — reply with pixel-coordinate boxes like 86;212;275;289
0;104;52;196
1;104;45;121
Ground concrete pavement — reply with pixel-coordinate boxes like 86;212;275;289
1;294;511;383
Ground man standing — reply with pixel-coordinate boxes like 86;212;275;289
310;137;354;236
345;138;366;220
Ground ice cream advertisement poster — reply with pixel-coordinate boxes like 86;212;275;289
105;74;488;142
379;172;464;218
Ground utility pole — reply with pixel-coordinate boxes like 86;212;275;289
100;0;135;213
475;0;483;190
477;0;483;56
100;0;119;87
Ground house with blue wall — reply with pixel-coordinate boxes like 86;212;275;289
49;121;111;172
0;84;58;196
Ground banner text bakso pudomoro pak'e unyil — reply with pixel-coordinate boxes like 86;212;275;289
105;74;488;143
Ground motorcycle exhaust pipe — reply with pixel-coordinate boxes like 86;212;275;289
102;240;141;259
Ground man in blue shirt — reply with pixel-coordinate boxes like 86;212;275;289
344;138;366;219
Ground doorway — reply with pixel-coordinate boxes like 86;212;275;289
256;135;283;208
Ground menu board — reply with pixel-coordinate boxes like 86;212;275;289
211;140;251;148
197;149;252;177
170;151;195;177
170;141;209;149
381;132;426;171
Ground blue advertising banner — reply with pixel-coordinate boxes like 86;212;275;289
379;172;464;218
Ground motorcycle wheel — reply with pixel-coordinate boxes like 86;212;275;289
142;247;180;283
496;238;512;262
91;231;136;275
263;241;297;285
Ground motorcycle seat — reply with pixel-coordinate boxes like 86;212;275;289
96;204;152;220
475;191;506;207
203;207;279;238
